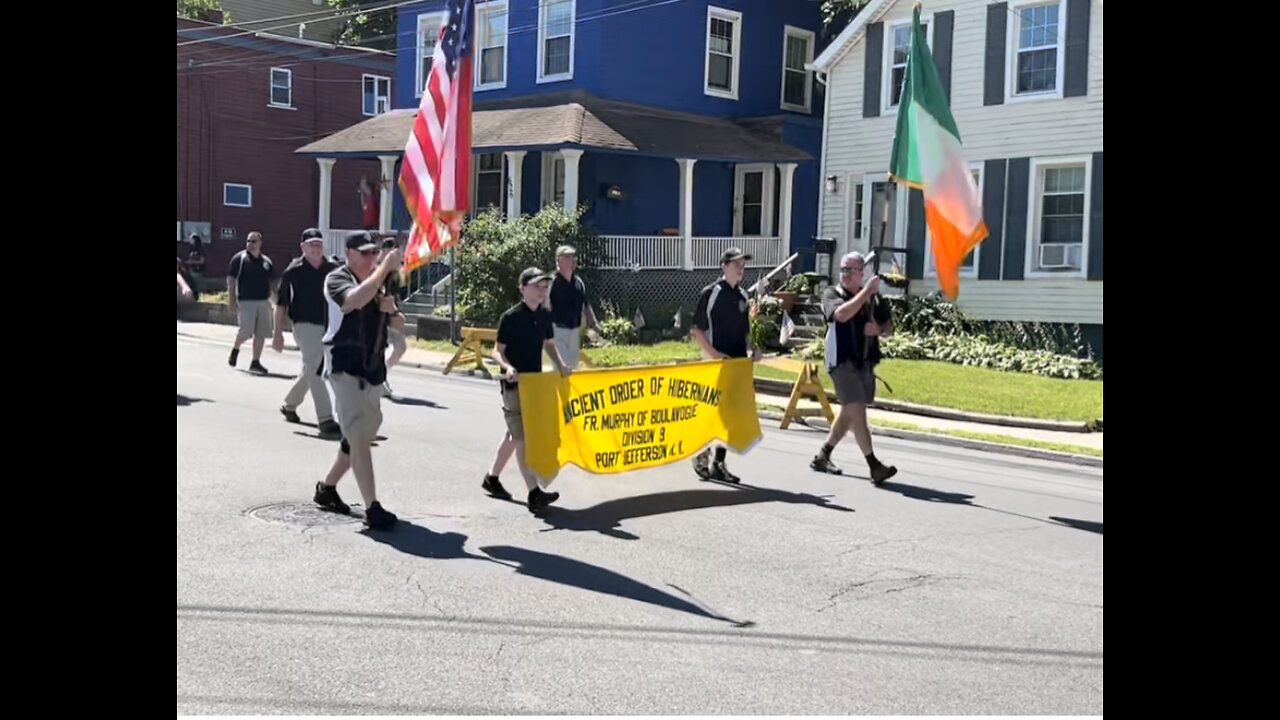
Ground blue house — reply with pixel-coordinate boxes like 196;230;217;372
298;0;826;307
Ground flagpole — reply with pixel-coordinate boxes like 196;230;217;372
449;242;458;345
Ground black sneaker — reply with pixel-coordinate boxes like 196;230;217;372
228;348;239;367
317;419;342;437
869;463;898;486
710;461;740;484
280;406;301;424
693;450;712;480
482;474;512;500
810;454;843;475
314;482;350;514
249;360;268;375
364;501;398;530
527;487;560;513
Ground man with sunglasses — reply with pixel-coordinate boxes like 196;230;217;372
312;232;404;530
810;251;898;484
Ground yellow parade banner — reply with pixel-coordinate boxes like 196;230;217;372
518;358;763;483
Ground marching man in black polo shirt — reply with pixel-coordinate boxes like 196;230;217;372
810;251;898;484
227;231;275;374
482;267;572;514
312;232;403;530
690;247;762;484
547;244;603;369
273;229;342;438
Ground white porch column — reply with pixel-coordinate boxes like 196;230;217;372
560;148;583;213
317;158;336;231
777;162;798;264
677;158;697;270
504;151;526;220
377;155;397;232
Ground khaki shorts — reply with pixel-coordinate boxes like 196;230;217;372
830;361;877;405
553;325;581;369
235;299;273;341
501;383;523;441
328;372;384;443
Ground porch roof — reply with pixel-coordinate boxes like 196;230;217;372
295;91;811;163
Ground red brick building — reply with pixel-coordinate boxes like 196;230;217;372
176;17;396;275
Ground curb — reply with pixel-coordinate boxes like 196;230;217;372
756;410;1103;468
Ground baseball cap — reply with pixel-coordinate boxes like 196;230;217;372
720;247;753;264
345;231;377;252
555;244;578;257
301;228;324;243
520;267;553;286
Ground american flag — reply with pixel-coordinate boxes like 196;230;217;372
399;0;475;271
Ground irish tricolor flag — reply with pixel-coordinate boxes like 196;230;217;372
889;4;987;300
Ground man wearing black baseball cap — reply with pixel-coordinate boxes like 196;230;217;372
482;266;572;513
311;231;404;530
274;229;341;437
689;247;763;483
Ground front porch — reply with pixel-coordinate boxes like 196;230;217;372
296;90;811;273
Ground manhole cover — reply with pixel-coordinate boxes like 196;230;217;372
245;502;361;527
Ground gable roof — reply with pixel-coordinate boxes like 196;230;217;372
808;0;899;73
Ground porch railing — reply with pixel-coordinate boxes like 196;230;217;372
600;235;785;270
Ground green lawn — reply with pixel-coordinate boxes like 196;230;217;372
755;359;1103;424
404;337;1103;424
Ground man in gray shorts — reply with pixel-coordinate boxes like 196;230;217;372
227;231;275;374
312;232;404;530
810;251;898;484
481;267;572;514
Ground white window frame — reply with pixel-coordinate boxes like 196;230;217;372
861;173;909;253
704;6;742;100
541;152;566;208
842;172;865;257
733;163;776;237
362;74;391;116
537;0;576;84
472;152;506;211
415;11;446;98
925;163;984;279
882;14;932;115
269;67;293;109
223;183;253;208
1005;0;1067;104
1026;155;1091;279
780;25;815;113
476;0;509;91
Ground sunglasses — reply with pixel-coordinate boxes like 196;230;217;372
839;266;863;274
359;249;379;257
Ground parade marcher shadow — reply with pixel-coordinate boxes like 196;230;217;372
1048;516;1103;535
479;545;753;627
386;396;447;409
236;369;297;380
536;484;854;540
876;481;976;505
177;394;213;406
361;523;501;563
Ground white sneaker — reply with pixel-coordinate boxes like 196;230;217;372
382;381;393;397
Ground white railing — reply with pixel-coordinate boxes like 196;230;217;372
320;228;364;258
692;237;784;269
600;235;786;270
600;235;684;269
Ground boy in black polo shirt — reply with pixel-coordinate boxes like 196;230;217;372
311;232;404;530
482;267;572;513
274;228;341;437
690;247;762;483
810;251;898;484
